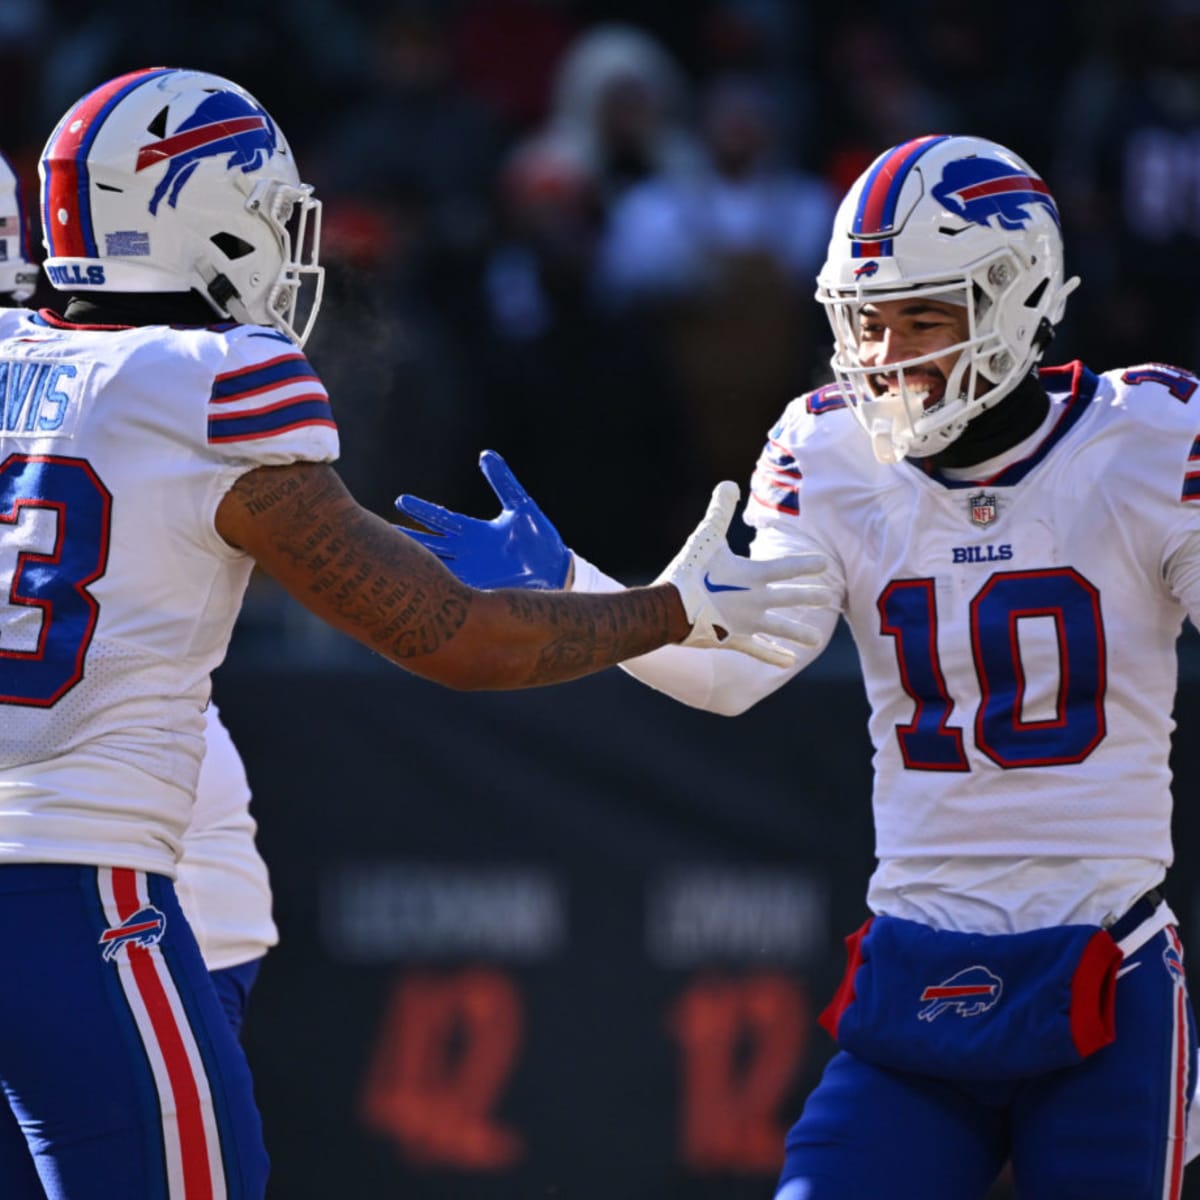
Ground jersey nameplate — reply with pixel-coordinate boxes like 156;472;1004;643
0;358;90;439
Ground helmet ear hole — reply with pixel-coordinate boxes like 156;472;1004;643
1023;278;1049;309
971;281;992;319
210;232;254;261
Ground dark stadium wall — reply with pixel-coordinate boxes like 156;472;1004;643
213;654;1200;1200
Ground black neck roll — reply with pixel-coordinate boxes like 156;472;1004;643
924;371;1050;472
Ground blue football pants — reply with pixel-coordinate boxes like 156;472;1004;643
0;864;269;1200
209;958;263;1041
777;926;1197;1200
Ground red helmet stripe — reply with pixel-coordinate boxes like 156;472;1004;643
952;175;1051;203
852;134;949;256
42;67;173;258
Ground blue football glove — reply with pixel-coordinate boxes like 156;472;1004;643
394;450;571;590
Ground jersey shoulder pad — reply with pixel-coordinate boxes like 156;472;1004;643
1095;362;1200;442
1103;362;1200;414
769;384;861;442
801;381;852;417
206;326;338;464
1094;363;1200;506
747;385;862;520
0;308;35;339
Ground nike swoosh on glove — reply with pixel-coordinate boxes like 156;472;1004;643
655;481;832;667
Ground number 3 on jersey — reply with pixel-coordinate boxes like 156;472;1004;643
878;569;1107;770
0;454;111;706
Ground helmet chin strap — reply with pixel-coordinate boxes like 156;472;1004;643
193;257;239;317
871;419;903;464
860;393;919;464
206;273;238;312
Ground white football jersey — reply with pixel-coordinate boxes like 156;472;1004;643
746;361;1200;867
176;702;278;970
0;309;337;875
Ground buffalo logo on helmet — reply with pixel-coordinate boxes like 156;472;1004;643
931;156;1060;232
917;964;1003;1021
98;904;167;961
853;260;879;278
136;91;278;215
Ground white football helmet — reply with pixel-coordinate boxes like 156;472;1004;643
39;67;323;344
0;149;38;304
816;134;1079;463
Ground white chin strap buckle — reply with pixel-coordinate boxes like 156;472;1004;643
870;419;903;464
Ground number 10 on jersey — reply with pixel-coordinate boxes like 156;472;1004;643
878;568;1107;771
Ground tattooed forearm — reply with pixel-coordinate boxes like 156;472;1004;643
225;465;473;658
499;587;682;686
222;463;688;688
298;518;472;659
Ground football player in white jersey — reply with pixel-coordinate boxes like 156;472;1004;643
0;151;40;306
177;702;278;1035
394;134;1200;1198
0;142;277;1038
0;67;830;1200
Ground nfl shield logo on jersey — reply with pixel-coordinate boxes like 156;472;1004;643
968;491;997;527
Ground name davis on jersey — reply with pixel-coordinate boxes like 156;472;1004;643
0;358;90;437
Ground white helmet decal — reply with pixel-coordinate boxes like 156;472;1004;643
816;135;1080;463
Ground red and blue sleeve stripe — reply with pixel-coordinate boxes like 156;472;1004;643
207;396;335;443
207;351;334;443
806;384;848;415
42;68;174;259
750;439;802;515
1183;436;1200;502
209;353;321;403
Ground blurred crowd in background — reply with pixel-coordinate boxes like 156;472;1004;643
3;0;1200;577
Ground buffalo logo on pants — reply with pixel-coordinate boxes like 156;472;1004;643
98;904;167;961
917;965;1003;1021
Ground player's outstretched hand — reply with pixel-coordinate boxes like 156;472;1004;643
394;450;570;589
657;481;831;667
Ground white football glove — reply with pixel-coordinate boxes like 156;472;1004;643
655;481;832;667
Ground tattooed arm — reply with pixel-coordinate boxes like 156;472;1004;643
215;462;690;690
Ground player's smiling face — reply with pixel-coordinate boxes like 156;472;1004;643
855;298;974;411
